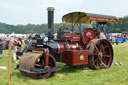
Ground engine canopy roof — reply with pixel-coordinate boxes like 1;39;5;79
62;12;117;24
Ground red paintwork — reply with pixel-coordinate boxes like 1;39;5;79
83;28;95;45
64;32;80;41
70;35;80;41
62;50;88;65
65;42;79;50
116;35;123;38
32;40;37;43
56;41;79;53
43;49;50;66
87;16;118;22
56;41;65;53
64;32;70;40
39;48;50;66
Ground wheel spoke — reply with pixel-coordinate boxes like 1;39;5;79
104;45;109;49
102;58;106;65
95;57;103;67
103;55;110;58
102;57;106;62
100;43;104;51
94;53;98;56
100;43;106;54
94;57;99;62
97;57;107;68
95;45;100;53
100;60;107;67
95;59;101;66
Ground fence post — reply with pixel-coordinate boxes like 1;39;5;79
8;41;12;85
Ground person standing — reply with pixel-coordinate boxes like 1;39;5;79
16;38;22;60
99;31;107;39
12;36;17;62
1;35;6;49
0;38;3;59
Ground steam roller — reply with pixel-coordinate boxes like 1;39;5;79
17;7;118;79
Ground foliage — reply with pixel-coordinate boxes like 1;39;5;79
0;16;128;34
108;16;128;33
0;23;61;34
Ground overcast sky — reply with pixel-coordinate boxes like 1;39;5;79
0;0;128;25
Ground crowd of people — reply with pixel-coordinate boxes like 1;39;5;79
0;35;7;59
106;33;128;44
0;35;23;62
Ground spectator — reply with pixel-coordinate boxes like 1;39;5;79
1;35;6;49
94;28;100;38
16;38;22;60
13;36;17;62
99;31;106;39
0;39;3;59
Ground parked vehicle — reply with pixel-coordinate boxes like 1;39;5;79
17;7;117;79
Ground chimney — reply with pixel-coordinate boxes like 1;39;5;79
47;7;55;40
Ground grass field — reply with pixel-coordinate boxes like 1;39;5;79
0;41;128;85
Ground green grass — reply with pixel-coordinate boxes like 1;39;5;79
0;41;128;85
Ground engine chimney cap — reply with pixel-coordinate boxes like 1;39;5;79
47;7;55;11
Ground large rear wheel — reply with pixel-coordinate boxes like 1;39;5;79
87;39;113;69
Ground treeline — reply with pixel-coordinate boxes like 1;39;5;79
0;16;128;34
108;16;128;33
0;22;61;34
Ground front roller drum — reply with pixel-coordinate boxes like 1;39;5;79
87;39;113;69
19;52;56;79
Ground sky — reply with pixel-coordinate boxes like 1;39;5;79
0;0;128;25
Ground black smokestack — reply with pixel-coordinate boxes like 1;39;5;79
47;7;54;40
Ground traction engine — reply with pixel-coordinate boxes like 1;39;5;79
18;7;117;79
